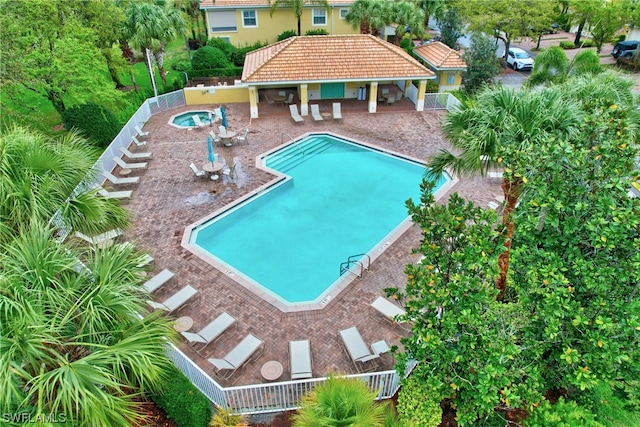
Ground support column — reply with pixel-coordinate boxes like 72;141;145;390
402;80;411;96
300;84;308;116
249;86;259;119
369;82;379;113
416;80;427;111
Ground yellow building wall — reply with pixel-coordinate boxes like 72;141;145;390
207;7;358;46
437;70;463;91
184;86;251;106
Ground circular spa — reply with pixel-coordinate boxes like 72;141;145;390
169;110;216;129
184;133;453;311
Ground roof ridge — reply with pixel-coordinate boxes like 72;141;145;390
371;35;432;68
243;37;297;81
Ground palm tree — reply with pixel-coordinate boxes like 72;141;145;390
344;0;389;35
0;126;128;246
390;2;425;46
415;0;446;43
124;2;186;87
527;46;602;87
268;0;330;36
291;375;395;426
426;86;582;299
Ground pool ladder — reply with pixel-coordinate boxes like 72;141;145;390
281;132;304;158
339;253;371;279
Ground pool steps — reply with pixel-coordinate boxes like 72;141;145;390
266;137;333;173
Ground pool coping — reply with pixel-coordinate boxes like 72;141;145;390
180;132;457;313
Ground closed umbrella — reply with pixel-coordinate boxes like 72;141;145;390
207;136;216;166
221;106;228;129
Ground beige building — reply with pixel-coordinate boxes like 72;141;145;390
413;41;466;92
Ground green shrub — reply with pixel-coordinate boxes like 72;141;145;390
580;39;595;48
396;375;441;427
559;41;575;49
305;29;328;36
61;102;121;148
192;46;230;71
207;37;236;58
523;397;604;427
172;60;192;72
150;365;212;427
277;30;297;41
231;41;268;67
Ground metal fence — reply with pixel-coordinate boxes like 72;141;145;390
167;342;415;415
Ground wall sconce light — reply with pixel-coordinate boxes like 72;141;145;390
208;88;216;94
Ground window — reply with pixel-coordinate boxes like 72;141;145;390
312;8;326;25
447;73;455;85
339;8;348;19
243;10;257;27
211;11;237;32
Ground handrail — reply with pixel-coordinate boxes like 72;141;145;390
281;132;304;158
348;253;370;271
339;259;363;278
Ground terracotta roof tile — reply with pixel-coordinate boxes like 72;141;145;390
242;35;435;83
201;0;352;7
413;41;466;69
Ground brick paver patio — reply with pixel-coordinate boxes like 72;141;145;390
114;96;501;386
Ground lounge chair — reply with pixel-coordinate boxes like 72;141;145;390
487;171;503;179
264;94;275;105
131;135;147;148
235;128;249;144
289;104;304;123
190;163;207;180
289;339;313;380
74;229;123;248
147;285;198;314
310;104;323;121
96;186;132;200
114;156;147;170
103;171;140;185
208;334;264;380
119;146;152;160
181;312;237;351
332;103;342;121
284;93;294;105
209;131;221;145
135;125;149;137
370;296;410;331
192;115;205;127
142;268;175;293
338;326;379;372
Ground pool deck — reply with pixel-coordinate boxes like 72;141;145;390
116;97;501;386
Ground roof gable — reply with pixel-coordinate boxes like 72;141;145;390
242;35;435;83
413;41;466;70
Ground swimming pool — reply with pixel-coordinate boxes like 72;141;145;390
185;133;453;311
169;110;215;128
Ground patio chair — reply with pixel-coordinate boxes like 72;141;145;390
283;93;294;105
310;104;323;121
131;135;147;148
395;91;403;101
264;94;275;105
142;268;175;293
218;125;227;134
192;115;206;127
119;146;152;160
289;104;304;123
235;128;249;144
74;229;123;248
95;186;132;201
222;163;236;181
338;326;379;372
114;156;147;170
147;284;198;314
208;333;264;381
181;312;237;352
487;171;503;179
370;296;410;331
209;130;222;145
190;163;207;180
332;103;342;121
289;339;313;380
386;96;396;106
135;125;149;137
103;171;140;185
381;88;389;96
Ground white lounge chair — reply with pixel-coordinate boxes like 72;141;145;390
208;334;264;380
310;104;323;121
143;268;175;293
181;312;237;351
192;115;205;127
74;229;123;248
96;186;132;200
119;146;152;160
103;171;140;185
332;102;342;121
289;339;312;380
209;131;221;145
190;163;207;180
338;326;379;372
235;128;249;144
370;296;410;331
289;104;304;123
147;285;197;314
114;156;147;170
135;125;149;137
131;135;147;148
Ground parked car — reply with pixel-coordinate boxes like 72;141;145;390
611;40;639;59
506;47;534;71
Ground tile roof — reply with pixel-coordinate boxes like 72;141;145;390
200;0;353;7
241;35;436;84
413;41;467;70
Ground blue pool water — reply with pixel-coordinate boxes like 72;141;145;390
190;134;449;305
171;111;215;128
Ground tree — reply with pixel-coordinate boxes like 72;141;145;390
438;7;464;49
416;0;446;43
390;2;425;45
191;46;231;71
343;0;390;35
566;0;603;47
460;32;502;92
527;46;602;87
291;375;396;426
124;2;187;88
268;0;330;36
62;102;122;148
588;0;624;53
426;86;582;299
